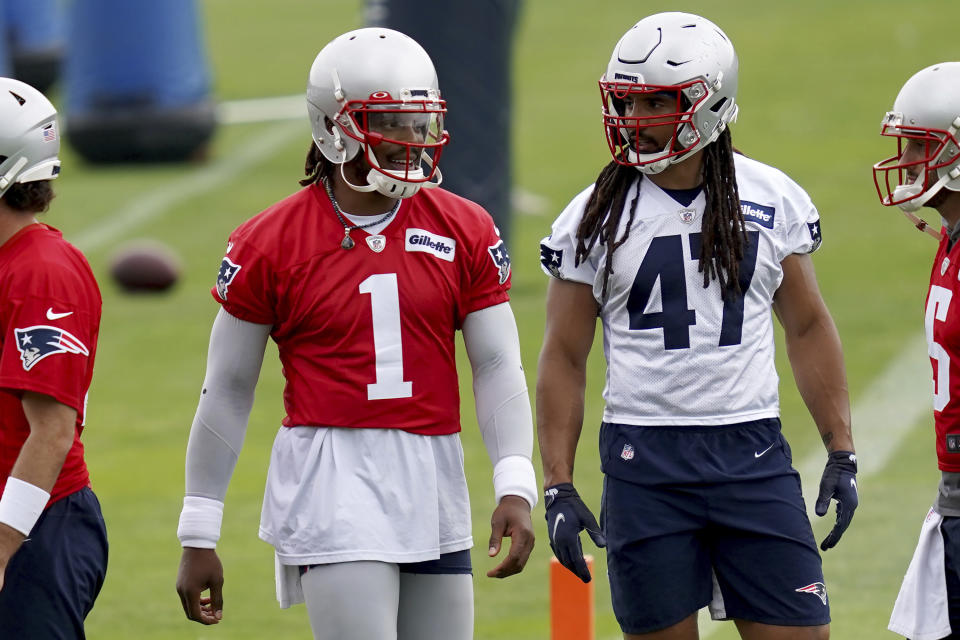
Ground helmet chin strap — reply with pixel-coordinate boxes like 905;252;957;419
340;149;444;199
627;123;725;175
895;166;960;213
892;168;960;240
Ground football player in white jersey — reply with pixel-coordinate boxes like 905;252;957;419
173;28;537;640
874;62;960;640
537;12;857;639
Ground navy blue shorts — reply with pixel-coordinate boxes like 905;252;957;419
941;515;960;635
600;419;829;634
301;549;472;576
0;487;108;639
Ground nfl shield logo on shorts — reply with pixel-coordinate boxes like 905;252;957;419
620;443;635;461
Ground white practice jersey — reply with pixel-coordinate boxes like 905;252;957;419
260;425;473;607
540;154;822;425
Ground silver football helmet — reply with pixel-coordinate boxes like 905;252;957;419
306;28;449;199
599;12;739;175
873;62;960;221
0;77;60;199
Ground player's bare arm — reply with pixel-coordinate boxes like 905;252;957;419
0;392;76;586
772;253;853;453
536;278;598;487
537;278;606;583
774;252;858;551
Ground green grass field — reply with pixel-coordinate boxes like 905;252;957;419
36;1;954;638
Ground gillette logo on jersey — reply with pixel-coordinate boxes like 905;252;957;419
14;325;89;371
740;201;775;229
405;229;456;262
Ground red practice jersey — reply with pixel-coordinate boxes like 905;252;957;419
0;224;101;503
927;230;960;472
212;184;511;435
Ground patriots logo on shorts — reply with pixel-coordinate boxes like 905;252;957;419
795;582;827;605
540;244;563;279
488;240;511;285
216;257;241;301
14;326;89;371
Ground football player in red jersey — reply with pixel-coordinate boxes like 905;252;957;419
0;78;108;638
174;28;536;640
874;62;960;640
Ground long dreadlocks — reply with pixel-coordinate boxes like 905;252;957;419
300;142;335;187
575;128;746;300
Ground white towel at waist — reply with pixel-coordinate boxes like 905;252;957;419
889;508;951;640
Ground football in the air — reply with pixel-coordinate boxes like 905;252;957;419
108;240;181;293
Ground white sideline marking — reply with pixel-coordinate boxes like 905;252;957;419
216;94;304;124
72;120;304;253
216;95;551;215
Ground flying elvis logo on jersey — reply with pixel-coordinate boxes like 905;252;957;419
740;201;775;229
14;325;89;371
540;243;563;279
488;240;511;285
807;220;823;251
216;257;241;300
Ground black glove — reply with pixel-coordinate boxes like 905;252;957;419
814;450;858;551
543;483;606;583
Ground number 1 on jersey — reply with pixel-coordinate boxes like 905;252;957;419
359;273;413;400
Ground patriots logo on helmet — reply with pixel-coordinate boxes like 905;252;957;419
539;244;563;279
488;240;511;285
14;325;89;371
216;257;241;301
795;582;827;605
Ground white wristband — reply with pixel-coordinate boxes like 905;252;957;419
493;455;539;509
0;477;50;536
177;495;224;549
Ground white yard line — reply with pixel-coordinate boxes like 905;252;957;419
72;120;304;253
217;95;553;215
216;94;304;125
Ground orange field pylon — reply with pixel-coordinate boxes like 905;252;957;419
550;555;594;640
